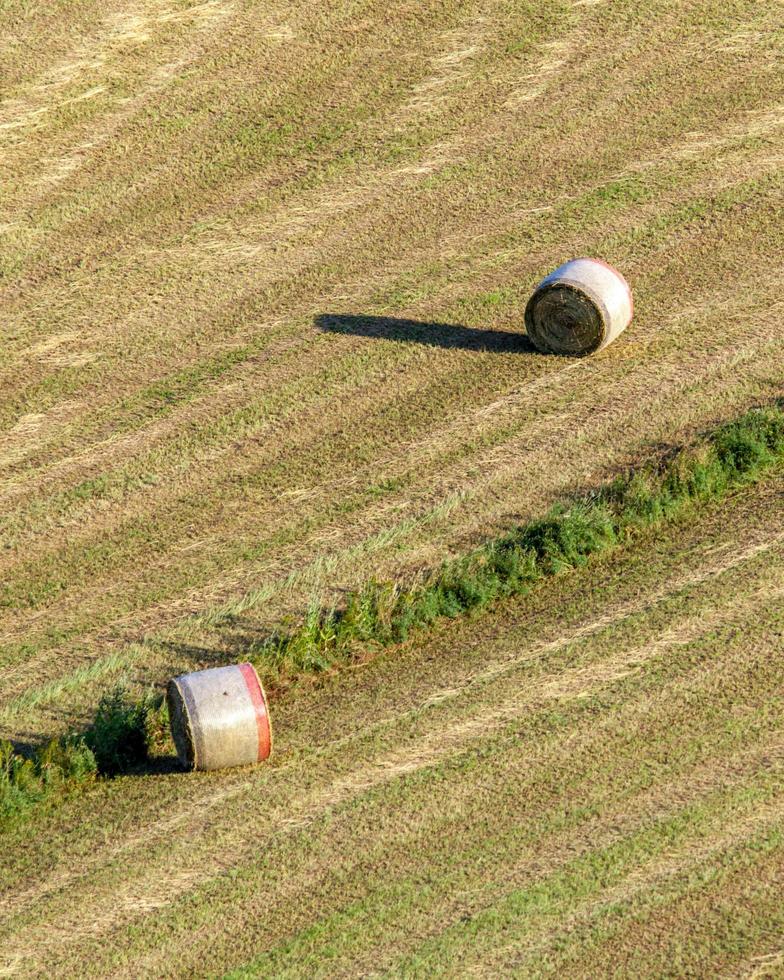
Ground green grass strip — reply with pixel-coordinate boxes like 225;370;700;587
3;401;783;826
246;401;784;681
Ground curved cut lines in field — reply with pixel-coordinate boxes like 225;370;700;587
107;133;780;487
470;332;781;517
0;223;777;703
0;86;106;136
2;3;144;132
0;0;783;740
1;475;782;970
0;593;767;939
512;100;784;222
370;286;783;525
710;21;782;59
176;34;491;267
490;794;784;975
0;701;758;969
149;151;471;310
163;153;465;295
0;322;303;501
325;522;784;739
536;582;784;702
654;102;784;168
0;328;107;469
396;19;486;121
0;0;234;196
1;266;776;703
2;0;231;115
108;751;784;977
506;39;573;107
0;399;90;473
325;280;748;504
0;178;704;506
4;537;781;973
0;414;49;470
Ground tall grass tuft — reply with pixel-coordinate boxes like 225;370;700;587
0;686;161;826
84;686;156;777
248;403;784;683
0;735;96;822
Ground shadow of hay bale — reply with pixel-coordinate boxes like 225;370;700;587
315;313;535;353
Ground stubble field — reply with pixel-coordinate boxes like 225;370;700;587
1;0;783;975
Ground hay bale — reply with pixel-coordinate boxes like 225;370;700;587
524;258;633;356
167;663;272;771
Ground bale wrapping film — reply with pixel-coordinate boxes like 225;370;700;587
524;257;633;356
167;663;272;771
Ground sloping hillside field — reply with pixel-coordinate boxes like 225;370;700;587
1;0;783;975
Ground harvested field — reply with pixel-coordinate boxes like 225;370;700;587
1;0;783;973
2;468;784;976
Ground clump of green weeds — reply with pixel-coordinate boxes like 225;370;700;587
0;735;96;822
83;686;160;777
1;686;166;825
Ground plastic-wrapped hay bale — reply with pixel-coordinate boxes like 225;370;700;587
167;663;272;771
524;257;633;356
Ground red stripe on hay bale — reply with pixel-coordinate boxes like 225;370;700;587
167;663;273;771
238;662;272;762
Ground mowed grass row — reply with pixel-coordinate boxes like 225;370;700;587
1;0;783;735
1;154;780;540
2;1;783;973
2;183;780;632
2;0;780;455
1;466;782;976
1;21;784;488
2;174;782;725
1;45;775;502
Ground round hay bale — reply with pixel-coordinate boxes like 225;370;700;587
167;663;272;771
524;257;633;356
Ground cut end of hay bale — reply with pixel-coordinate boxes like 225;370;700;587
525;257;633;356
167;663;272;772
166;678;196;770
